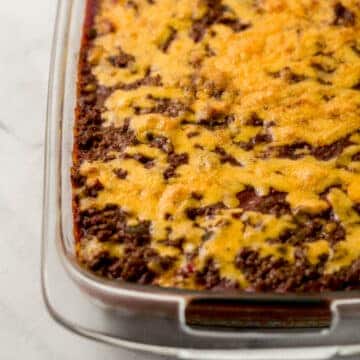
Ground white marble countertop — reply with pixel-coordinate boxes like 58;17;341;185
1;1;360;360
0;1;164;359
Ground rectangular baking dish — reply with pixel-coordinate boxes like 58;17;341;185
42;1;360;358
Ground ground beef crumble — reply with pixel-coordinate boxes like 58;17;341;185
107;47;135;68
163;152;189;179
235;248;360;292
190;0;251;42
332;2;356;27
274;210;346;246
77;205;175;283
266;136;353;161
236;187;290;217
195;259;239;290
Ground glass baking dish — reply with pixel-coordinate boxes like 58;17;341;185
41;1;360;358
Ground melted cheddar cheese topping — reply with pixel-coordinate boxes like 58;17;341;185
75;0;360;291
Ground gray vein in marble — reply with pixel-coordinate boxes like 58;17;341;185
0;120;11;135
0;124;43;149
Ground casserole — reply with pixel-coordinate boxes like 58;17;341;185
42;1;360;358
74;0;360;293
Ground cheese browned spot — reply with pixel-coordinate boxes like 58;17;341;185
74;0;360;292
